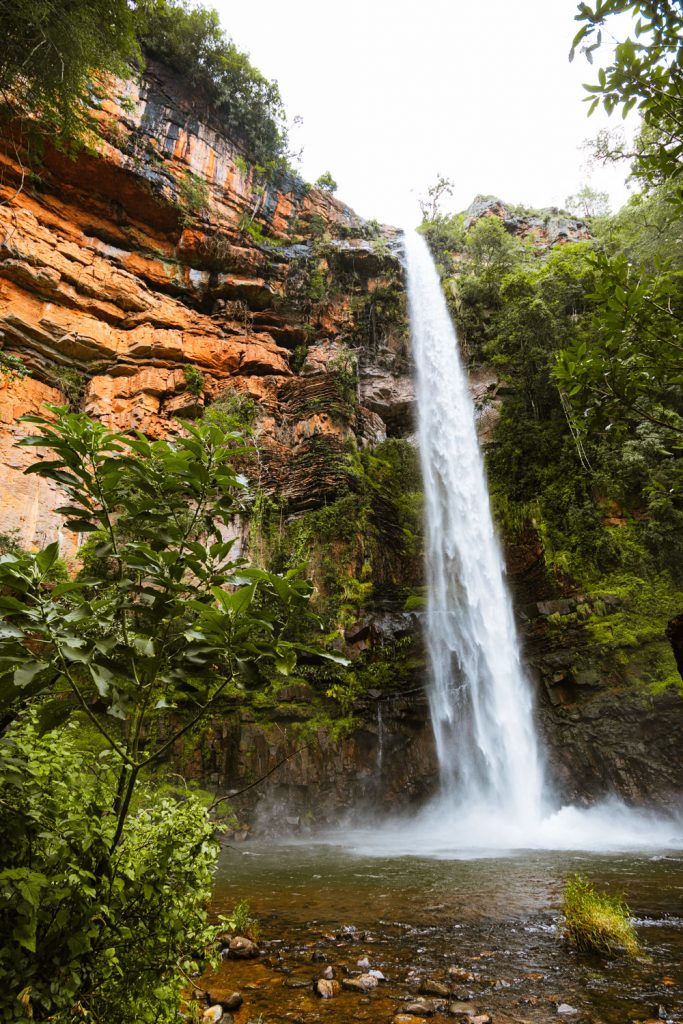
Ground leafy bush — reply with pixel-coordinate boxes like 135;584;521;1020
0;716;220;1023
222;899;260;942
562;874;639;957
184;363;205;396
139;0;288;167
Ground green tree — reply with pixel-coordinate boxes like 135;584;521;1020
139;0;288;166
565;183;612;218
315;170;338;193
571;0;683;203
554;249;683;439
0;0;140;144
0;409;345;1015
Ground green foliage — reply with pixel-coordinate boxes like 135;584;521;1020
0;409;344;1024
0;353;28;381
0;0;140;146
554;250;683;441
204;388;258;434
139;0;288;167
221;899;260;942
571;0;683;203
184;363;205;397
0;716;221;1022
176;169;211;226
315;170;338;193
565;183;611;219
419;173;454;222
43;365;87;410
562;874;639;956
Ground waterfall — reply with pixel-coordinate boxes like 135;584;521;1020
405;229;544;824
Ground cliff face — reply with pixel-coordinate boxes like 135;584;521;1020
0;61;680;825
0;59;409;550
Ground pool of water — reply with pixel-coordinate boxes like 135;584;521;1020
205;841;683;1024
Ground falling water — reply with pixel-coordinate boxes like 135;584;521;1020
306;229;682;855
405;230;544;823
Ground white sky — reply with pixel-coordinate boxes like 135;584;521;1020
214;0;635;226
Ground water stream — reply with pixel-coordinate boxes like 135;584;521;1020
406;228;544;822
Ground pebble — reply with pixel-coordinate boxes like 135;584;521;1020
315;979;341;999
321;965;334;980
202;1007;223;1024
557;1005;578;1015
369;969;385;980
342;974;379;993
357;956;371;968
284;977;311;989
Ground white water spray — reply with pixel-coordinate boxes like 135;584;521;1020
406;230;543;822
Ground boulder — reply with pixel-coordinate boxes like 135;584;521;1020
228;935;259;959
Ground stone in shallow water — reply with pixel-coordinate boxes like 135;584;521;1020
342;974;379;993
228;935;259;959
403;1001;436;1017
448;1002;476;1016
315;978;340;999
557;1005;578;1015
202;1007;223;1024
448;967;475;982
420;979;450;997
321;965;334;980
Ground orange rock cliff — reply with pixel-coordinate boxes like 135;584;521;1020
0;59;412;555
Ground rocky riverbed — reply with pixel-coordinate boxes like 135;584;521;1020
196;842;683;1024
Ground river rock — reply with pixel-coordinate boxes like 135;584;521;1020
284;976;311;989
228;935;259;959
448;1002;477;1016
357;956;371;968
218;993;242;1012
202;1007;223;1024
448;967;475;982
420;979;450;997
315;978;341;998
404;1001;436;1016
369;968;386;980
557;1005;578;1015
342;973;379;993
321;965;334;980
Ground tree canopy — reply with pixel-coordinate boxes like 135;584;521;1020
0;0;289;165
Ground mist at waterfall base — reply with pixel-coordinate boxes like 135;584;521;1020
318;231;683;858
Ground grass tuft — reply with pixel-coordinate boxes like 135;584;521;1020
562;874;639;956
